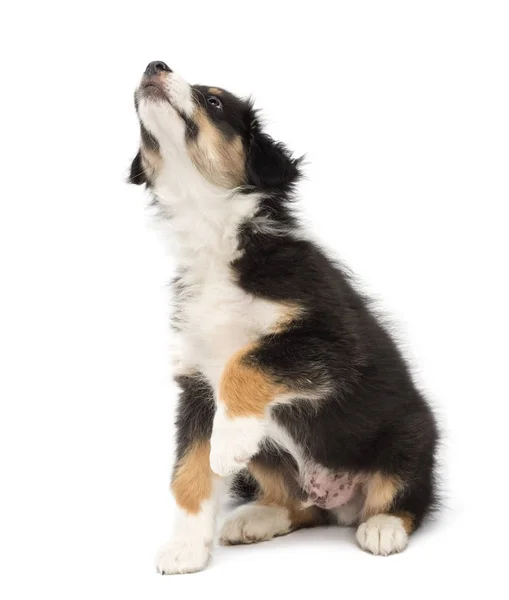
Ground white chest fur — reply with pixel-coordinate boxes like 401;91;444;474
151;173;284;393
173;266;283;390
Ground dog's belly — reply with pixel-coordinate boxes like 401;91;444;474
266;420;359;510
301;465;357;509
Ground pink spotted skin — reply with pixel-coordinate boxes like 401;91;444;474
303;465;357;509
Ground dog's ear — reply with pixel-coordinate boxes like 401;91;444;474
128;150;147;185
246;131;301;191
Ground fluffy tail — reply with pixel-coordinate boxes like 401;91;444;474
229;469;259;502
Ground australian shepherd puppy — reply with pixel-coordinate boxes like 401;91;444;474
129;61;439;574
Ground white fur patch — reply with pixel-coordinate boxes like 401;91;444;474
166;71;195;117
156;482;223;575
356;514;408;556
220;503;291;545
167;207;286;389
156;537;211;575
148;150;288;392
210;404;266;477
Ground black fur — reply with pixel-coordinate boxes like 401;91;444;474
246;131;301;191
230;470;260;502
230;225;439;528
173;374;215;463
129;150;147;186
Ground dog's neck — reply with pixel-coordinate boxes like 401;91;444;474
151;151;261;274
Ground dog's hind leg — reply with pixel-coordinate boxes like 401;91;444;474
220;459;328;545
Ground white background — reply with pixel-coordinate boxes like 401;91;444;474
1;1;508;598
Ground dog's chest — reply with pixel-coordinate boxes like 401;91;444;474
173;269;282;389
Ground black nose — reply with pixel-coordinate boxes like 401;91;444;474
145;61;172;76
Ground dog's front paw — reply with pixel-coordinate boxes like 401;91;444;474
156;538;210;575
210;407;265;477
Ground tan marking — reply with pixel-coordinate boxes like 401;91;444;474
361;472;404;520
219;303;304;417
171;441;213;513
248;461;326;530
188;106;246;188
289;504;327;528
140;146;162;181
220;344;286;417
249;461;291;505
272;303;304;334
208;87;223;95
394;511;415;534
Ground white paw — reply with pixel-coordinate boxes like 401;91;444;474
155;538;210;575
210;407;265;477
356;515;408;556
220;503;291;545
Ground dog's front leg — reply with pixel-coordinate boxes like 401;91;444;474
156;373;223;575
210;344;282;477
209;331;331;478
210;402;267;477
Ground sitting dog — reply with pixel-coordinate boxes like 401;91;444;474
129;60;438;574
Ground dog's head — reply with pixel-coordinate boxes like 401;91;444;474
129;61;301;193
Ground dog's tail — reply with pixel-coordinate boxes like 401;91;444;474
229;469;259;502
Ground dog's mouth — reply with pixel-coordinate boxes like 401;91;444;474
143;82;163;91
140;78;169;102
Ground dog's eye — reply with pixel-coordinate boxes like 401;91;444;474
207;96;222;110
